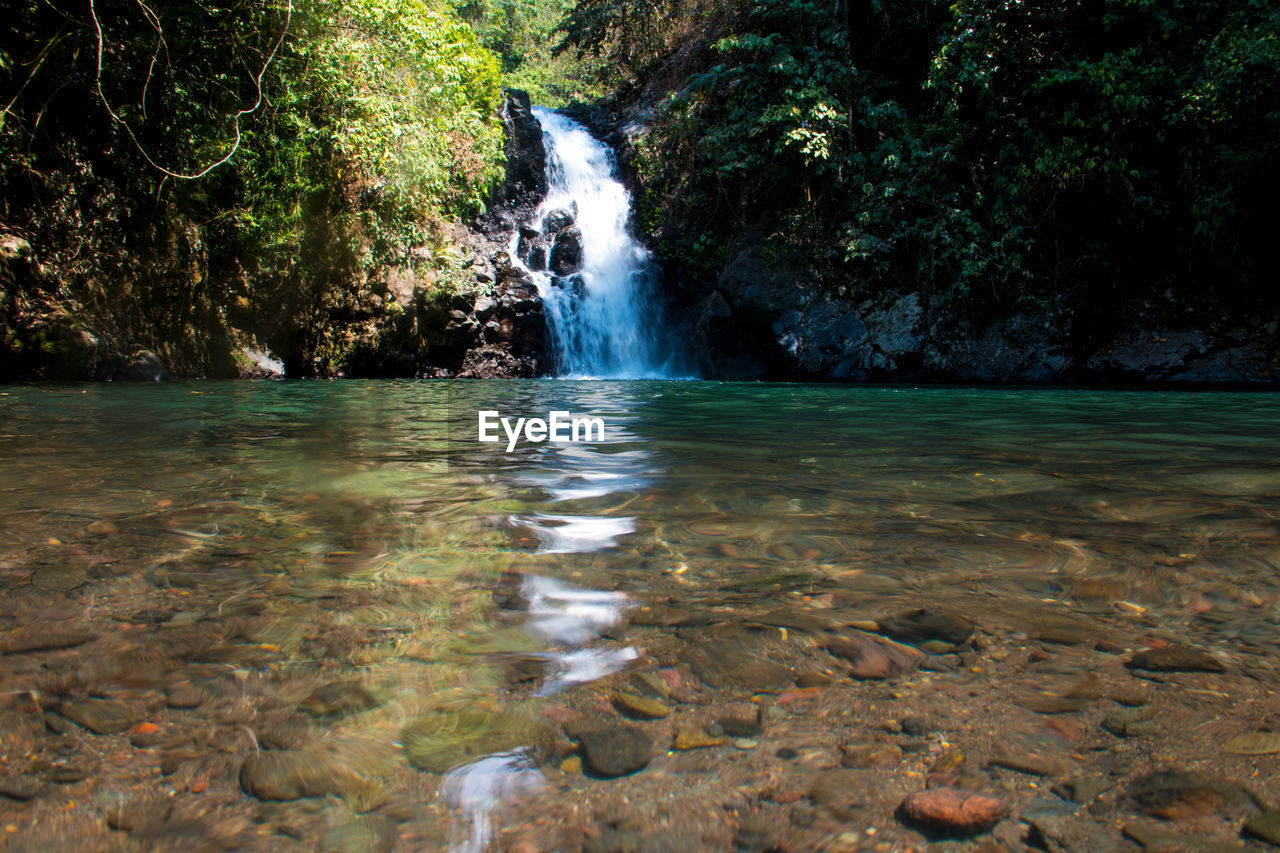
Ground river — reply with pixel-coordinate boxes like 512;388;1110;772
2;381;1279;849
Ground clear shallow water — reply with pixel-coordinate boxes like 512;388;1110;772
2;381;1280;849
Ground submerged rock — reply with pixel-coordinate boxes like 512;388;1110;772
1127;645;1226;673
1103;705;1158;738
401;710;553;774
896;788;1008;837
1224;732;1280;755
825;631;921;680
1245;811;1280;846
239;750;354;801
577;726;651;777
0;774;45;801
0;624;94;654
1127;770;1253;820
679;627;796;690
58;699;143;734
298;682;379;718
611;692;670;720
673;724;727;751
878;609;974;646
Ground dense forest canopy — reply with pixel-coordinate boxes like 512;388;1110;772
553;0;1280;312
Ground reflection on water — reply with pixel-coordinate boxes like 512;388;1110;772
441;750;544;853
2;382;1280;850
520;575;633;647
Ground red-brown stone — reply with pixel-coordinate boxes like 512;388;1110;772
897;788;1009;837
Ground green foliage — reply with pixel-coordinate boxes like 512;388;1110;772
1;0;507;374
453;0;604;105
560;0;1280;307
232;0;505;259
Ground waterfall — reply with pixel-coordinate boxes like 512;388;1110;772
511;108;675;379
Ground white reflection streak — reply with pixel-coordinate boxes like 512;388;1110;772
442;751;544;853
521;574;632;644
536;646;638;696
519;512;636;554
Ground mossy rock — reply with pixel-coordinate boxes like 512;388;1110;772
401;710;554;773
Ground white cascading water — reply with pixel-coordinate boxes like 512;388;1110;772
512;108;673;378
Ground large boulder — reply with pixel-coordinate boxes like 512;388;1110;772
477;90;548;236
548;227;583;275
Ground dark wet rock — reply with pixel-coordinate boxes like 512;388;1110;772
165;684;204;710
480;90;547;229
719;714;761;737
0;774;45;800
878;608;974;646
548;226;583;275
401;710;553;774
543;208;575;235
1103;705;1158;738
58;698;144;734
1127;770;1254;821
896;788;1009;837
577;726;652;777
1128;645;1226;673
1245;811;1280;847
0;624;95;654
239;750;352;800
298;681;379;718
775;746;798;760
825;631;921;680
119;349;166;381
611;691;670;719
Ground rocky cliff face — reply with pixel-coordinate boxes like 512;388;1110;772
694;222;1280;383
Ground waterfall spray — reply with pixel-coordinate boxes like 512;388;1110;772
511;108;676;379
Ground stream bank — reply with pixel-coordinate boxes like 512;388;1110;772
0;92;553;383
7;88;1280;384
